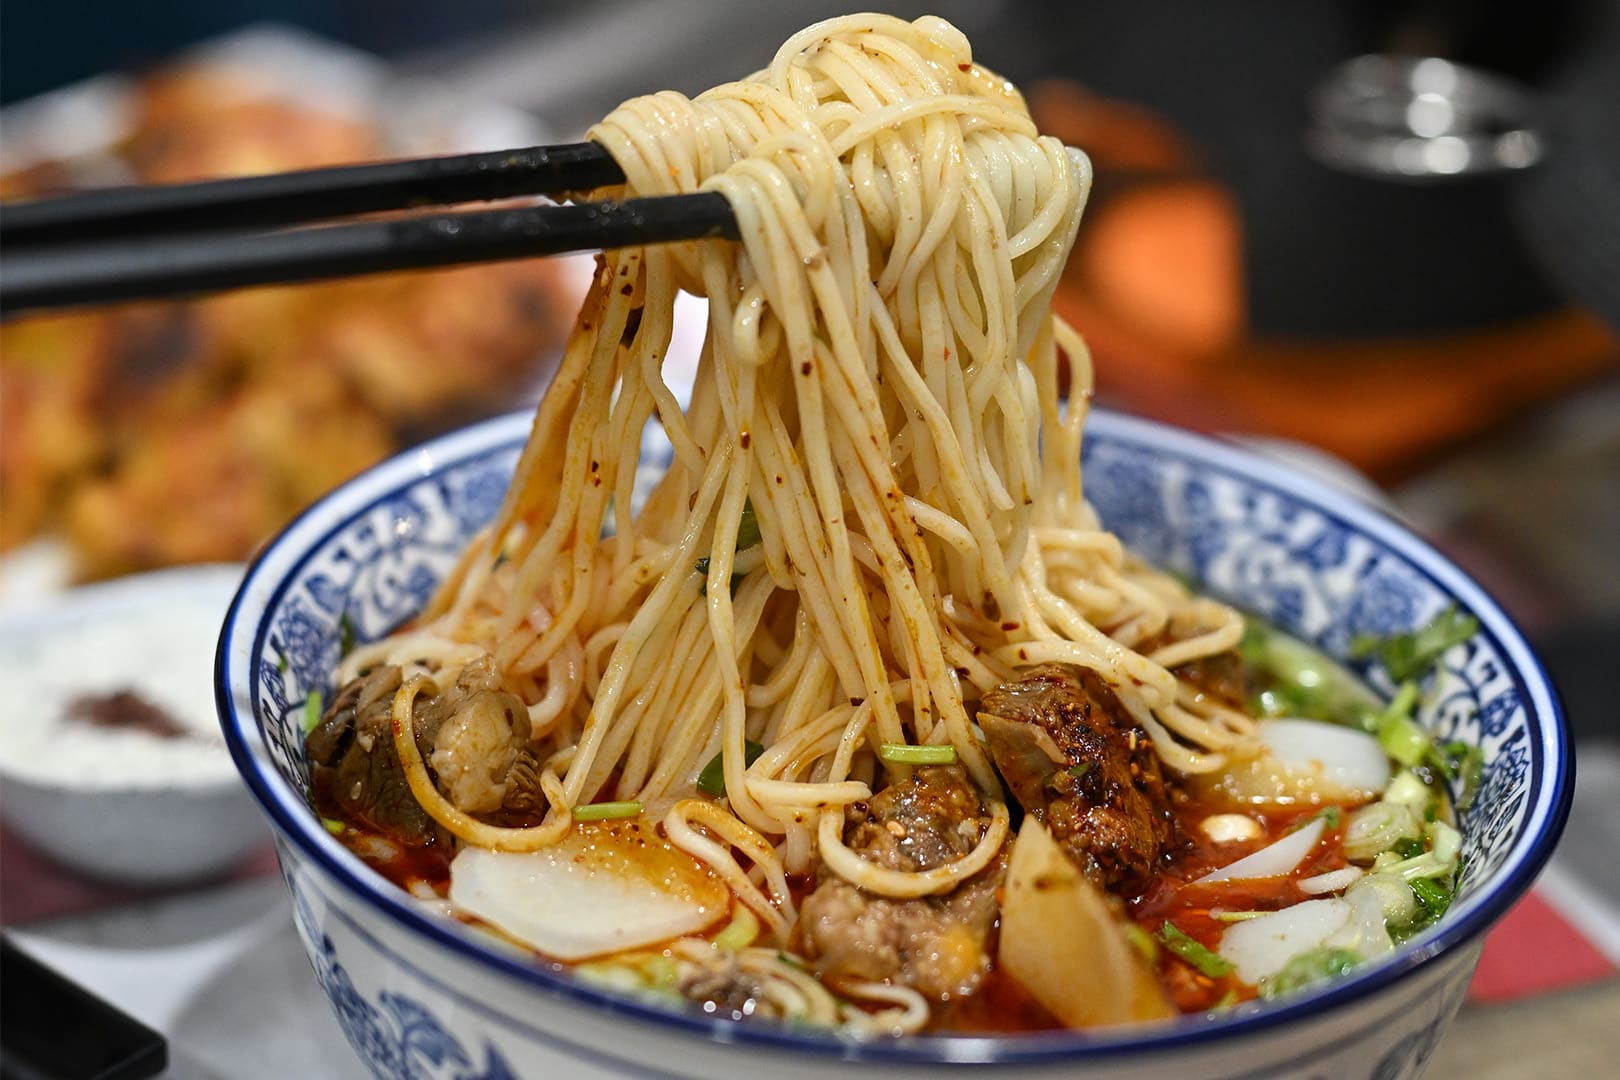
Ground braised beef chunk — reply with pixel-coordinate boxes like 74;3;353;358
415;657;533;816
799;766;1006;1000
307;664;442;845
978;664;1174;893
306;656;537;845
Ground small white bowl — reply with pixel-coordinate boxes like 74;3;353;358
0;564;269;886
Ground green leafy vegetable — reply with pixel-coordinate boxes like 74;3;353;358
1429;739;1486;813
572;800;643;821
695;500;763;595
1409;877;1452;919
302;691;324;735
1158;922;1234;978
697;739;765;798
734;500;762;551
1259;947;1361;999
1351;605;1478;682
877;743;959;765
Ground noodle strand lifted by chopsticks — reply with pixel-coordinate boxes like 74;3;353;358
360;12;1252;924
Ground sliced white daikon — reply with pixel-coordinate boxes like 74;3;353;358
1259;719;1391;799
1199;719;1390;808
1218;889;1394;985
1196;816;1325;884
450;817;730;961
1217;898;1351;983
1298;866;1364;895
998;818;1175;1028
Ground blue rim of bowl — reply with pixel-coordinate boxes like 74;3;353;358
217;408;1574;1066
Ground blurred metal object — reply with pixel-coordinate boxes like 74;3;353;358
1307;54;1544;180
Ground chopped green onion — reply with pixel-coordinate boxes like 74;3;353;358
1350;605;1478;682
1312;806;1343;830
712;905;760;952
1124;922;1160;964
1068;762;1092;780
1392;836;1427;859
572;800;643;821
322;817;345;835
1409;877;1452;919
1210;910;1266;923
696;739;765;798
1158;922;1234;978
1374;683;1428;767
302;690;324;735
877;743;958;765
1384;769;1432;814
1258;947;1361;999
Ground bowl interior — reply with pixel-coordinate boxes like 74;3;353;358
217;408;1571;1055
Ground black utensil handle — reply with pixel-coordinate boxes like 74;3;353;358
0;192;738;317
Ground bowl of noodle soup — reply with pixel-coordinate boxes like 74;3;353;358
216;13;1569;1079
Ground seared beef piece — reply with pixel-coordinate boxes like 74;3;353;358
306;656;537;845
799;766;1007;1000
978;664;1174;893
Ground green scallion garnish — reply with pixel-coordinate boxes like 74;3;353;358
302;690;324;735
1157;922;1234;978
1374;683;1428;767
877;743;958;765
573;800;643;822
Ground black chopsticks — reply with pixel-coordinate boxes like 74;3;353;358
1;141;630;245
0;141;739;317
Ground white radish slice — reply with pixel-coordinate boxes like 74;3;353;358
1195;816;1325;884
450;817;729;961
1298;866;1364;895
1259;719;1391;801
1200;719;1391;809
1218;898;1350;983
998;818;1175;1028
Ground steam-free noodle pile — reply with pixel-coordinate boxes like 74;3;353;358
334;12;1275;1032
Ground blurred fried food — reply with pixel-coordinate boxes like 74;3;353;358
0;65;572;580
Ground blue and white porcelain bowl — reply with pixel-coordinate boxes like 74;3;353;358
217;409;1572;1079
